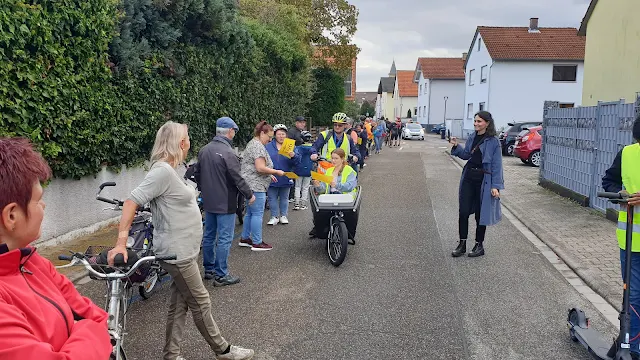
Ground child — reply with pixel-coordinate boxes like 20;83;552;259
293;131;314;210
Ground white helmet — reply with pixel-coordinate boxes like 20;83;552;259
273;124;287;133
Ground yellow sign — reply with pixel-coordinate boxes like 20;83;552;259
311;171;333;184
278;138;296;158
283;172;299;179
357;137;362;145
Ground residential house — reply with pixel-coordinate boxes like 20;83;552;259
313;46;358;102
393;70;418;120
463;18;585;132
376;61;396;120
355;92;378;108
579;0;640;106
414;57;465;127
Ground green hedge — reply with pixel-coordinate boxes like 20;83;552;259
0;0;311;179
308;67;345;127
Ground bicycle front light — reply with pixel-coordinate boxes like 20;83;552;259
126;236;135;248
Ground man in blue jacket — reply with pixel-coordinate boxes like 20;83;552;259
265;124;301;225
310;112;360;164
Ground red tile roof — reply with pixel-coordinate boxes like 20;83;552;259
395;70;418;97
416;58;465;80
476;26;585;61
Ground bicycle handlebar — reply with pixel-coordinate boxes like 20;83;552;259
57;253;176;280
598;191;630;204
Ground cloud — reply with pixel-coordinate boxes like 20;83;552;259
349;0;591;91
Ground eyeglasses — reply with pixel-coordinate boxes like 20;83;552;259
333;123;345;127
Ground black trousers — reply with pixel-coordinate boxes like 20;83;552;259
459;175;487;242
310;200;360;240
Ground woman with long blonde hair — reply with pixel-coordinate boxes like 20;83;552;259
108;121;254;360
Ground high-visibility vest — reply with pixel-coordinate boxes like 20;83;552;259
320;131;350;158
618;143;640;251
324;165;357;198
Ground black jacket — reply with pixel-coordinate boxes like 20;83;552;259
602;149;623;193
287;127;304;146
195;136;253;214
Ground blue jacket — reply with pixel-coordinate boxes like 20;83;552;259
265;140;301;188
294;144;313;177
451;132;504;226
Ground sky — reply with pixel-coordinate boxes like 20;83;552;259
348;0;592;92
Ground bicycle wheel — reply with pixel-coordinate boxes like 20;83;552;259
138;267;160;300
327;220;348;267
110;346;127;360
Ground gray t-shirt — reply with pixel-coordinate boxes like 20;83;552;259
129;161;202;264
241;138;273;193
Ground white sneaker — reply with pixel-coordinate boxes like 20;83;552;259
299;204;308;210
280;216;289;224
267;217;279;225
216;345;255;360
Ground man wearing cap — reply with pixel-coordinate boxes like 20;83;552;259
195;117;255;286
287;116;307;146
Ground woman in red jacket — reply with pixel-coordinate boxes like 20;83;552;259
0;137;112;360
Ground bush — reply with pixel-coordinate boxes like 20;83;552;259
308;67;345;127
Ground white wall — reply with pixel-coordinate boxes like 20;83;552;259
463;34;493;132
428;79;465;125
489;61;584;130
417;74;429;123
375;93;382;119
395;96;418;119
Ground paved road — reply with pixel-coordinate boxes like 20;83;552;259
70;134;615;359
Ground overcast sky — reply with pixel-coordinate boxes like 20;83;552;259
349;0;591;92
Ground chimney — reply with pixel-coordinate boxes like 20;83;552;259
529;17;539;32
462;52;468;61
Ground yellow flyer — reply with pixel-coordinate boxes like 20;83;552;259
278;138;296;158
283;172;299;179
311;171;333;184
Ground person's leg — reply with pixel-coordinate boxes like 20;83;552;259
267;187;279;223
453;178;473;257
201;211;218;278
468;180;486;257
294;178;302;209
250;192;267;246
278;187;290;219
213;213;237;279
301;177;311;209
241;195;253;239
621;249;640;354
162;279;189;360
474;210;487;243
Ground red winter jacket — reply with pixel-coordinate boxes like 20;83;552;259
0;244;112;360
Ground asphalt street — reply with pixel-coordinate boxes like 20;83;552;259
69;134;616;360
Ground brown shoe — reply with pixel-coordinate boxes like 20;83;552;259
251;242;273;252
238;238;252;248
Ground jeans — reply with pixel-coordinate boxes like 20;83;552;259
374;136;382;152
241;192;266;245
267;186;290;217
620;249;640;353
295;177;311;204
202;212;236;277
459;176;487;242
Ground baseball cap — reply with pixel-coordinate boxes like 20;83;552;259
216;117;239;131
295;116;306;122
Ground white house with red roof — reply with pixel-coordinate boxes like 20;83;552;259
413;56;466;126
463;18;586;132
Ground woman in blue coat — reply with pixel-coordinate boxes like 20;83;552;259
266;124;301;225
449;111;504;257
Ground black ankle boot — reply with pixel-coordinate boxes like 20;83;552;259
468;242;485;257
451;240;467;257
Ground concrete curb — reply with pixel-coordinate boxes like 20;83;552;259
445;150;620;311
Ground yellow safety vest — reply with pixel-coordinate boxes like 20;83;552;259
324;165;357;198
618;143;640;251
320;130;351;158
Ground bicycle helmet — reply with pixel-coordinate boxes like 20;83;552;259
332;112;348;124
301;130;312;143
273;123;287;133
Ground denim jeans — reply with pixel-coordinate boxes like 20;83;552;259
241;192;266;245
267;186;290;217
374;136;382;152
202;212;236;277
294;177;311;204
620;249;640;353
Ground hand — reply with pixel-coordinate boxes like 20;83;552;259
275;169;285;177
107;244;128;266
271;175;277;182
330;180;337;188
450;137;458;146
288;152;295;158
248;195;256;205
352;155;358;163
629;192;640;206
310;154;318;161
491;188;500;198
312;180;320;187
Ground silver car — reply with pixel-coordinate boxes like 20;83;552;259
402;123;425;140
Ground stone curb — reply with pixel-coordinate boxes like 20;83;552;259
445;150;620;311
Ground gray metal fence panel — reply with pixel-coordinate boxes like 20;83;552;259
541;100;635;214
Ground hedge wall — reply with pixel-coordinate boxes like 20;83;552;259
0;0;311;179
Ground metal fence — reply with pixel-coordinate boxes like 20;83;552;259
540;100;636;213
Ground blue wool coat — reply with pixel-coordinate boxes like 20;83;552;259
451;132;504;226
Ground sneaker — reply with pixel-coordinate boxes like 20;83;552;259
280;216;289;224
267;217;279;225
213;274;241;287
288;198;295;203
216;345;255;360
238;238;252;248
251;242;272;252
293;203;300;210
299;204;308;210
204;271;216;280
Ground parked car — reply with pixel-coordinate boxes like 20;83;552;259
514;125;543;167
402;123;425;140
431;123;446;133
500;121;543;156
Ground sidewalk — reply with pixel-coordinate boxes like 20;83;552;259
447;147;622;310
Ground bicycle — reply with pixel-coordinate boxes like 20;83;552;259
57;250;176;360
96;182;166;299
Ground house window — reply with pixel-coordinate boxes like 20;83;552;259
552;65;577;82
559;103;575;108
479;102;485;111
469;69;475;86
480;66;487;83
423;106;426;118
414;107;417;117
424;84;427;95
344;71;353;96
467;103;473;119
477;38;482;51
419;84;422;94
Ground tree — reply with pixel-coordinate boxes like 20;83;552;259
359;101;374;117
343;100;359;119
308;67;344;126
